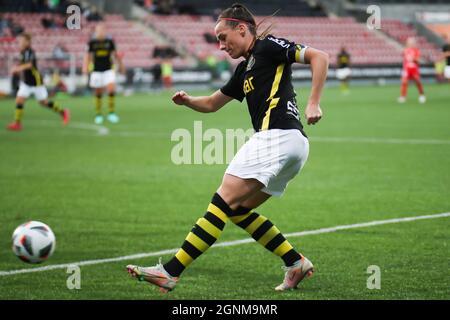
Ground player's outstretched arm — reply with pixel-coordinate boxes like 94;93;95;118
303;47;329;125
172;89;233;113
11;62;32;74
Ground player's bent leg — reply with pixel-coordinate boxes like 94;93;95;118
126;192;234;292
7;96;26;131
126;176;263;292
39;99;70;125
217;174;265;211
229;203;313;290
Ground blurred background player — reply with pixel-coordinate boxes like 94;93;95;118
336;46;351;94
161;58;173;89
6;33;70;131
442;34;450;82
83;23;124;124
398;37;426;104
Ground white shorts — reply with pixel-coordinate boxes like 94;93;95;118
225;129;309;197
336;67;351;80
444;66;450;79
89;69;116;88
17;82;48;101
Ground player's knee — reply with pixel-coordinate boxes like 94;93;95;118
217;183;250;211
229;206;253;222
216;189;241;211
16;97;25;104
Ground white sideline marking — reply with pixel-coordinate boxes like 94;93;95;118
13;121;450;145
310;136;450;145
28;120;110;136
0;212;448;277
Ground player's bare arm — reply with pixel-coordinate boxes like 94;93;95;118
82;52;93;74
113;51;125;74
172;89;233;113
303;47;329;125
11;62;32;74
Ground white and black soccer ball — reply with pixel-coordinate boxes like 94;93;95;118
12;221;56;264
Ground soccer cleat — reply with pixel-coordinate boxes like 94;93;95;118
126;258;178;293
275;256;314;291
397;96;406;103
6;122;22;131
62;109;70;125
94;115;104;125
107;113;120;124
418;95;426;104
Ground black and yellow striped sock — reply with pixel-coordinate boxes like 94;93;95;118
163;193;231;277
47;101;63;114
230;206;302;267
95;94;102;115
15;104;24;122
108;93;115;114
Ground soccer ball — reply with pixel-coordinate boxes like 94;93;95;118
12;221;56;264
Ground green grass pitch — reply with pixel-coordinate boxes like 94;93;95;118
0;83;449;299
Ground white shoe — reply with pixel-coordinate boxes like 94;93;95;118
419;95;426;104
107;113;120;124
275;256;314;291
397;96;406;103
126;258;178;293
94;115;104;124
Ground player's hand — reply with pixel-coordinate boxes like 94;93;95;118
305;102;322;125
172;91;190;106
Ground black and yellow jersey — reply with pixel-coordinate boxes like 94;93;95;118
88;37;116;72
221;35;308;134
337;51;350;68
20;48;43;87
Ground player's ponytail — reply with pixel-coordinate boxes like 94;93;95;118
217;3;278;39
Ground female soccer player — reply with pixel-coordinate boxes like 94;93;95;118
83;24;124;124
6;33;70;131
398;37;426;104
127;3;328;292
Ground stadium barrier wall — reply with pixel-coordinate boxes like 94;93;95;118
0;64;438;96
